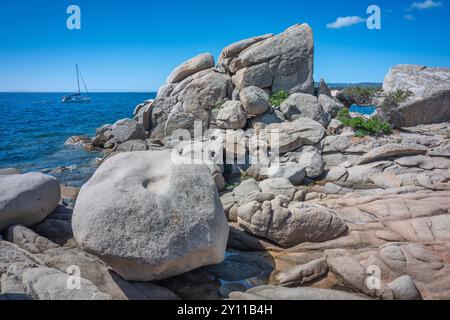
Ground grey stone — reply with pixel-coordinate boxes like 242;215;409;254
105;119;147;149
237;198;347;247
232;63;273;91
280;93;324;121
317;79;332;98
297;149;324;179
219;34;273;61
248;110;285;131
276;258;328;287
216;101;247;129
318;94;344;118
22;267;111;300
72;150;229;281
387;275;422;300
358;144;427;165
166;53;214;84
7;225;180;300
232;24;314;94
219;283;246;298
240;86;270;116
383;65;450;127
270;163;306;186
0;173;60;230
0;168;20;175
259;179;296;200
266;118;326;154
233;179;262;197
180;70;232;114
133;101;153;131
230;285;368;300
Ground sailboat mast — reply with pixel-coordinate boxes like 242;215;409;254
76;64;81;94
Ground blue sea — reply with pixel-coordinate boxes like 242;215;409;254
349;104;377;115
0;92;156;187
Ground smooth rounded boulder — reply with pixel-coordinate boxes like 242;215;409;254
239;86;270;116
0;173;60;230
72;150;229;281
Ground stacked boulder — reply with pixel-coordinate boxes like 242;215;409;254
383;65;450;127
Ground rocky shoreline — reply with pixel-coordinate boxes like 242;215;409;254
1;23;450;300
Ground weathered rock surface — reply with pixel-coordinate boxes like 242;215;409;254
72;150;229;281
5;225;180;300
0;173;60;230
237;197;348;247
216;101;247;129
239;86;270;116
230;285;368;300
102;119;147;149
317;79;332;98
280;93;326;122
0;168;20;175
266;118;325;154
276;258;328;287
229;24;314;94
166;53;215;84
133;100;153;131
318;94;344;118
383;65;450;127
358;143;427;165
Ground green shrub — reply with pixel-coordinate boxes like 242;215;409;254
270;90;289;108
380;89;413;113
337;108;392;137
338;86;382;107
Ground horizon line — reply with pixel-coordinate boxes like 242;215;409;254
0;82;384;94
0;91;158;94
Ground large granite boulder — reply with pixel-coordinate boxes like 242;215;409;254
383;65;450;127
103;119;147;149
218;34;273;68
237;197;347;247
228;24;314;94
150;69;233;140
317;79;332;98
280;93;326;121
230;285;368;300
216;101;247;129
72;150;229;281
0;173;60;230
133;100;154;131
266;117;326;154
166;53;215;84
240;86;270;116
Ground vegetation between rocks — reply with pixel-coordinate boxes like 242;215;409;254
270;90;289;108
379;89;413;120
337;108;392;137
339;86;382;106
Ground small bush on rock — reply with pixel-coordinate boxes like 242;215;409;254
379;89;413;123
337;86;382;107
337;108;392;137
270;90;289;108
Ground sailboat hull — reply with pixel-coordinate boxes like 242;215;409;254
61;96;91;103
62;64;91;103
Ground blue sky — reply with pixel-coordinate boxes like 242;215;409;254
0;0;449;92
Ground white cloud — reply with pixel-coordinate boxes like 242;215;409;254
404;14;415;20
326;16;365;29
410;0;443;9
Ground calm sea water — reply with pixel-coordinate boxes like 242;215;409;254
0;92;156;187
349;104;377;115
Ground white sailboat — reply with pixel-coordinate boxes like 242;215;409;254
61;64;91;103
